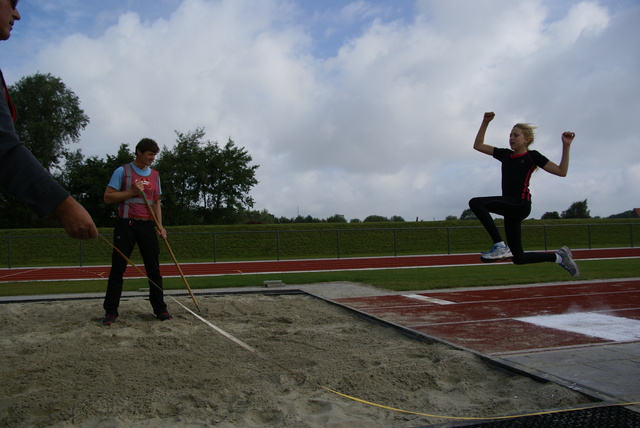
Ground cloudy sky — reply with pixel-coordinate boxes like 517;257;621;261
3;0;639;221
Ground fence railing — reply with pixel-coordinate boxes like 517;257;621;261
0;223;637;269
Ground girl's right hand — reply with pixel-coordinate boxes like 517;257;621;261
483;112;495;122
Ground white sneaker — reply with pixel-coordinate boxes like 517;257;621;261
480;244;513;263
558;246;579;278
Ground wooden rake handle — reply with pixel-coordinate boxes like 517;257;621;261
140;191;201;313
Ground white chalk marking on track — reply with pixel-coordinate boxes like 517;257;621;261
517;313;640;342
404;294;456;305
0;268;42;281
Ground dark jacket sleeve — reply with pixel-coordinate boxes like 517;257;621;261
0;75;70;217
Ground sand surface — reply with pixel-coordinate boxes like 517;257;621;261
0;292;595;427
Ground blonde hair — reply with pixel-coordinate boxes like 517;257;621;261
514;123;537;146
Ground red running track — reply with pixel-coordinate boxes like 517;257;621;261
0;247;638;283
334;279;640;355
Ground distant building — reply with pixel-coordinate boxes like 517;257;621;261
634;208;640;218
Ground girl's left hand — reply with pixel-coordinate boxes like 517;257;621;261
562;131;575;145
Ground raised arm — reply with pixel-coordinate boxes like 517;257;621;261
543;131;574;177
473;112;496;156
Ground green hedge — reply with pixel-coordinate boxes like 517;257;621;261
0;219;638;268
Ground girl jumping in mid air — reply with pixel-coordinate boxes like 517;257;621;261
468;112;579;277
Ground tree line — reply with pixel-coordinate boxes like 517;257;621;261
452;199;638;221
453;200;592;221
1;73;258;228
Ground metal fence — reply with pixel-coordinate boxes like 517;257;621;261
0;223;637;268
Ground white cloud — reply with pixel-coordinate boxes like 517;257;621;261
9;0;640;221
548;1;610;46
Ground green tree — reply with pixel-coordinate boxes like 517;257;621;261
9;72;89;171
203;137;259;223
364;215;389;222
561;199;590;219
327;214;347;223
292;215;322;223
275;216;294;224
0;192;38;228
59;150;112;226
156;131;204;225
242;209;276;224
106;143;137;170
541;211;560;219
459;208;477;220
157;129;259;225
608;210;635;219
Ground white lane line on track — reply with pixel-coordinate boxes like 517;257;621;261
403;294;456;305
0;268;43;281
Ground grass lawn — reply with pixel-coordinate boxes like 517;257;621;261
1;258;637;297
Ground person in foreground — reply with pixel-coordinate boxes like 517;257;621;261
468;112;579;277
0;0;97;239
102;138;172;325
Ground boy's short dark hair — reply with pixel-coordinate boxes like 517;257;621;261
135;138;160;155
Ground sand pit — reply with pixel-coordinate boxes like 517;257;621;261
0;292;595;427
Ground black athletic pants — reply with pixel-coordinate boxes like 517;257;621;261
469;196;555;265
103;218;167;316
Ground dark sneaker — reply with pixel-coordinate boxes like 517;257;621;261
102;314;118;326
156;312;173;321
558;246;579;278
480;244;513;263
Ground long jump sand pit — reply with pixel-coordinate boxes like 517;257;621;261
0;292;595;427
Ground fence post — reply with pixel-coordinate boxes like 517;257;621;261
213;232;217;263
7;236;11;269
393;228;397;256
79;239;84;267
276;231;280;261
336;230;341;259
544;225;547;250
588;224;592;249
447;228;451;255
630;224;634;248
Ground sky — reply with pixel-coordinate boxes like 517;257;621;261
3;0;639;221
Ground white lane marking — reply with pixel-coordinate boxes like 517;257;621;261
517;313;640;342
404;294;456;305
